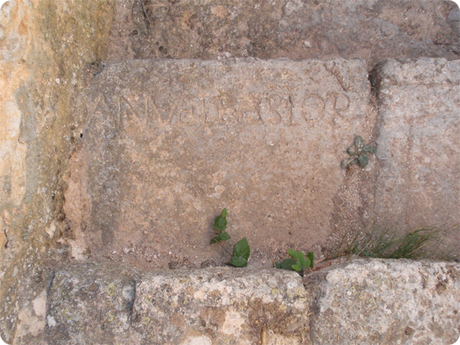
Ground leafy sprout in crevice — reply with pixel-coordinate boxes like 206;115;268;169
341;136;377;169
275;249;314;273
210;208;250;267
211;208;230;244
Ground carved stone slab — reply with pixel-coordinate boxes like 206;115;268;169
373;58;460;235
81;59;373;267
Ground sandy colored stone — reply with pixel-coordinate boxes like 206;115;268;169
373;58;460;238
305;258;460;345
133;267;311;345
109;0;459;67
78;58;374;268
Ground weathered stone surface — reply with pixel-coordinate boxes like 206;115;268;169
1;0;460;342
37;259;460;344
77;58;374;268
109;0;460;67
373;58;460;238
133;267;310;344
306;259;460;345
1;0;116;342
45;260;141;345
43;260;310;345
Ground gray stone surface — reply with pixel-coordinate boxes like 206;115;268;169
373;58;460;234
132;267;310;344
45;261;141;345
77;58;374;268
42;259;460;344
305;259;460;345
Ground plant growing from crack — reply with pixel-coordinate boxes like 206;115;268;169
275;249;314;273
341;136;377;169
211;208;250;267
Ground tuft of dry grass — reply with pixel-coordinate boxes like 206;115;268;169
327;223;458;261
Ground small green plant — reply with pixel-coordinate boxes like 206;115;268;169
210;208;250;267
211;208;230;244
230;238;250;267
341;136;377;169
275;249;314;272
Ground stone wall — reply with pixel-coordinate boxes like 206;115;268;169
0;0;459;343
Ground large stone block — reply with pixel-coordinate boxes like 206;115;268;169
132;267;310;344
78;58;374;267
373;58;460;232
306;259;460;345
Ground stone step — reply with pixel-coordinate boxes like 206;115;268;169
41;259;460;344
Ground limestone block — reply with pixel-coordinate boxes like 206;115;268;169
81;58;373;265
373;58;460;231
132;267;310;345
45;260;141;345
306;259;460;345
111;0;460;67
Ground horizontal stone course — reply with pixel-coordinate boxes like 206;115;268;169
43;259;460;344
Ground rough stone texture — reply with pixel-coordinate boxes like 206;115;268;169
40;259;460;344
108;0;460;67
43;260;310;345
373;58;460;239
0;0;116;342
74;58;374;269
1;0;460;343
44;260;141;345
133;267;310;345
305;259;460;345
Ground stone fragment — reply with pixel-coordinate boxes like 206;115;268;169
373;58;460;234
132;267;311;345
305;259;460;345
81;58;373;266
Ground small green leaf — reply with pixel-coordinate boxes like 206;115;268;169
358;155;369;167
210;231;231;244
214;216;227;232
275;258;297;271
288;249;310;272
341;157;356;169
231;238;250;267
371;146;377;154
355;136;364;149
347;147;356;156
221;208;227;218
307;252;314;268
219;231;230;241
363;144;372;153
230;256;247;267
233;238;250;260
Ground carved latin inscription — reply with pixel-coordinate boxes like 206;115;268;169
90;91;353;128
